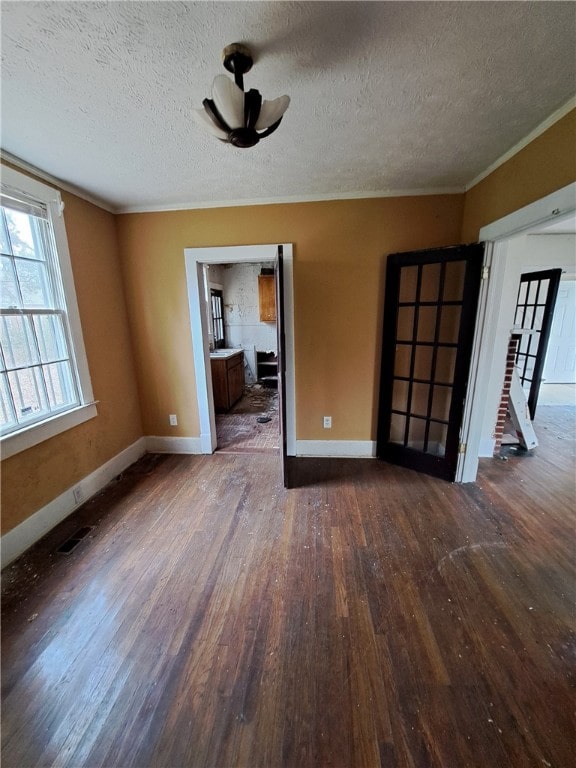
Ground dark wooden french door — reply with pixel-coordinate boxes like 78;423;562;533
513;269;562;418
377;244;484;481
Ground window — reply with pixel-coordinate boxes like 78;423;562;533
0;167;96;459
210;289;225;348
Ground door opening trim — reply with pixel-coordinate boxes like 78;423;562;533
184;244;296;456
457;181;576;482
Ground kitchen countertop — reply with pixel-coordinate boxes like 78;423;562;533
209;349;243;360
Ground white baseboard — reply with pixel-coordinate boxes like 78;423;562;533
1;437;147;568
145;436;203;454
295;440;376;458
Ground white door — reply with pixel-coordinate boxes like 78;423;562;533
543;280;576;383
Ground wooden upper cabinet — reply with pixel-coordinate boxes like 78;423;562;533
258;275;276;322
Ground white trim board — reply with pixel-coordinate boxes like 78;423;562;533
118;187;464;214
295;440;376;458
1;437;147;567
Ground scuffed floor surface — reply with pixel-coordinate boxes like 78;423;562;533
216;385;279;453
1;406;574;767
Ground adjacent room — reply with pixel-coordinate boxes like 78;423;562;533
1;2;575;766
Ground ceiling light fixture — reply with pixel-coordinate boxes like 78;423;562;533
193;43;290;149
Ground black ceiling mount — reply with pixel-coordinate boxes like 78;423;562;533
222;43;253;90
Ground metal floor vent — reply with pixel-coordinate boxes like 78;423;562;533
56;526;93;555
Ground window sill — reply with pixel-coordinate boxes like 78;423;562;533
0;402;98;460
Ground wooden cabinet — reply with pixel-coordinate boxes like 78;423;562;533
210;351;244;412
258;275;276;322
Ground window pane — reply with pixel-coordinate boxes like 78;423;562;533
5;209;39;259
407;417;426;449
0;373;17;429
443;261;466;302
399;266;418;303
527;280;539;304
389;412;407;445
413;345;433;381
43;361;77;409
420;263;441;302
516;281;528;307
1;315;39;368
394;344;411;378
0;255;20;308
439;305;461;344
436;346;457;383
34;314;67;362
0;213;11;255
416;306;437;342
8;366;48;422
430;384;452;422
427;421;448;456
397;306;414;341
411;382;429;417
15;259;51;308
392;378;409;413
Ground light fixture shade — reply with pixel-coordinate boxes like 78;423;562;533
191;108;228;140
194;44;290;148
254;95;290;131
211;75;244;130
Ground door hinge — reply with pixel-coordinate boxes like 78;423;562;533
458;442;467;454
481;266;490;280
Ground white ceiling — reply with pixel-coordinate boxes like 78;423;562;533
1;1;575;213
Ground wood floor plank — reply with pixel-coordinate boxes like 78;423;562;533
2;408;575;767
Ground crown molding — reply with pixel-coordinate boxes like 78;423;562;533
0;151;116;213
465;96;576;192
116;187;465;214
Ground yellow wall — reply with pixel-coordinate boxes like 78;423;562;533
1;179;143;534
116;195;464;444
461;109;576;241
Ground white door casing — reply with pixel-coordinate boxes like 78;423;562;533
457;182;576;482
184;244;296;456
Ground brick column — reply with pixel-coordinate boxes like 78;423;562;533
493;335;520;456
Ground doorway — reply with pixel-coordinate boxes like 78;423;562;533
458;182;576;482
184;244;296;460
207;261;280;453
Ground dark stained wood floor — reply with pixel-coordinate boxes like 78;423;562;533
2;406;575;768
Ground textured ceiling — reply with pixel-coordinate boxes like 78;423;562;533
1;1;575;212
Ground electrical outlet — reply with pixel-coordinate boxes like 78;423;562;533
169;414;178;426
73;486;84;505
323;416;332;429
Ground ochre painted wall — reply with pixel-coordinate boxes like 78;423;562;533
1;179;143;535
461;109;576;241
116;195;465;444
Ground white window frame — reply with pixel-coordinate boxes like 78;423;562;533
0;166;97;459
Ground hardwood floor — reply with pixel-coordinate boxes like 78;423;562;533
2;406;574;767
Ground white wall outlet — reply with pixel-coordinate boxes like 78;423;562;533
169;414;178;426
323;416;332;428
73;485;84;505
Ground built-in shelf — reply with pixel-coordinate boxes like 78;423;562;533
256;351;278;388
